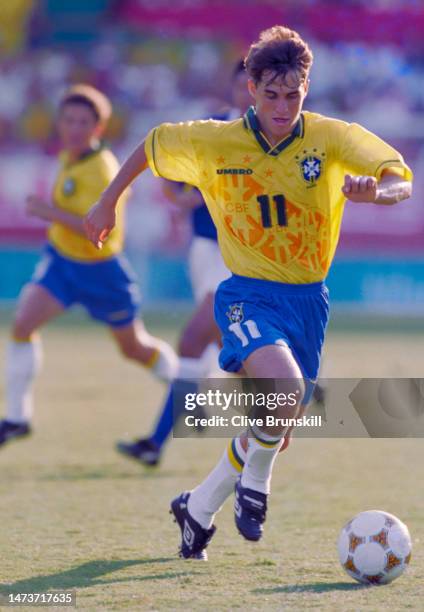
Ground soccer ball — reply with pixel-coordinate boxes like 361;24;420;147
338;510;412;585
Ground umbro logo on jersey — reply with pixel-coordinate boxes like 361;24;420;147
217;168;253;175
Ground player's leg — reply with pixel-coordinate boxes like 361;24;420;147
231;344;304;540
111;318;214;464
241;344;304;492
171;342;303;556
186;343;304;541
160;239;227;448
117;291;220;466
172;277;327;557
79;253;211;383
153;292;220;442
154;292;220;438
109;318;213;382
117;237;228;466
171;431;248;559
177;292;221;357
1;283;65;446
146;245;224;449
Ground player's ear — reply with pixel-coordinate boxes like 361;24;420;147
247;78;257;100
94;120;106;139
303;78;310;98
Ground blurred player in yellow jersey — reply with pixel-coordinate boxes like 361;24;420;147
0;84;209;448
85;26;413;559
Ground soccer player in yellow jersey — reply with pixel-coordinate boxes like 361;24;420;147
84;26;413;559
0;84;209;448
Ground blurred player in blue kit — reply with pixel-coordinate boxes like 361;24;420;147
0;85;208;447
85;26;412;559
116;60;252;466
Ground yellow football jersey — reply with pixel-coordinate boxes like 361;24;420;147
145;108;412;283
49;148;127;261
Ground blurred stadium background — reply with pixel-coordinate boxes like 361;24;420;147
0;0;423;322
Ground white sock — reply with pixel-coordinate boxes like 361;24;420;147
5;338;43;424
187;436;247;529
150;341;212;382
177;342;222;380
241;431;284;495
150;341;179;381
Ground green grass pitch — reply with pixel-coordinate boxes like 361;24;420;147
0;317;423;610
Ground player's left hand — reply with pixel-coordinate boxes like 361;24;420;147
25;195;53;221
342;174;379;203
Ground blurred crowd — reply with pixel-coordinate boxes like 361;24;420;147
1;0;423;155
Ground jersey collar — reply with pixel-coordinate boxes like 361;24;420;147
64;142;103;167
243;106;304;156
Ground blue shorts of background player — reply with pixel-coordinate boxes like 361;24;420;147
32;243;140;327
214;274;330;404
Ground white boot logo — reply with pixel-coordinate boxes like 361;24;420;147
183;520;195;548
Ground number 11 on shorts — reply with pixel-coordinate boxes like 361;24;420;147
229;320;262;347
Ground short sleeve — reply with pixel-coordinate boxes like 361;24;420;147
337;122;413;181
145;122;200;187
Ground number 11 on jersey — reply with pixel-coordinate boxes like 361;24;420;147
257;194;287;228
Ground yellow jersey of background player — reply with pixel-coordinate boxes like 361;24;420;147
49;146;125;261
1;84;211;451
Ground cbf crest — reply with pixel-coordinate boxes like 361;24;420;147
62;177;76;196
296;150;325;186
226;303;244;323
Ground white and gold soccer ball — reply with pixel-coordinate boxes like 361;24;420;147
338;510;412;585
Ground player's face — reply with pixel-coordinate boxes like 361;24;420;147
248;70;309;145
57;103;100;153
231;71;252;114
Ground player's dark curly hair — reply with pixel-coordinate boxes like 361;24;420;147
245;26;313;85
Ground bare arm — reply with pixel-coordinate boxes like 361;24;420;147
342;170;412;205
26;195;86;235
84;140;148;247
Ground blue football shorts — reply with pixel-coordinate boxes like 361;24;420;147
214;274;330;404
31;243;141;328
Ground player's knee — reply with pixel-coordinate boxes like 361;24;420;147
273;378;305;421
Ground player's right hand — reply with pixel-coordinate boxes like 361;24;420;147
84;199;116;249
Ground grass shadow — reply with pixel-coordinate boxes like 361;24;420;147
37;467;195;482
0;557;200;594
253;581;367;594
